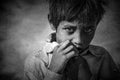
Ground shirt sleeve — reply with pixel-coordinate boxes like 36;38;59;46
24;52;62;80
24;53;44;80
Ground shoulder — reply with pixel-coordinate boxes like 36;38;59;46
24;40;59;80
24;49;48;80
89;45;120;79
89;45;109;56
24;40;59;70
24;41;47;71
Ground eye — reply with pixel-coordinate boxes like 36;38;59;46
63;26;76;34
84;28;92;33
84;26;94;33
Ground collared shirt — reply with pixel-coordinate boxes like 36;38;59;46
24;41;120;80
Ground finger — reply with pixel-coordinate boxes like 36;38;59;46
53;45;59;54
73;47;79;56
69;41;79;56
62;45;73;55
65;51;75;60
69;41;78;51
57;40;69;52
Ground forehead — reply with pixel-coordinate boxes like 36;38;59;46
59;20;96;28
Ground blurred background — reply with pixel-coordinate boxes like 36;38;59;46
0;0;120;80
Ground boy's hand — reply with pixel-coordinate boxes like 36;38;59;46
49;40;78;74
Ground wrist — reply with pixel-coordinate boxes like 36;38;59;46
44;68;62;80
48;66;63;75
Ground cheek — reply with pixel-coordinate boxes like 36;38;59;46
82;32;95;45
56;30;70;43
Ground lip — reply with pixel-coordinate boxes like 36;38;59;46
69;41;83;51
73;45;83;52
73;44;83;49
76;47;83;52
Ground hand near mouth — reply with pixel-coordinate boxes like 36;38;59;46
48;40;76;74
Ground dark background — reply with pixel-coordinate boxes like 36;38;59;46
0;0;120;80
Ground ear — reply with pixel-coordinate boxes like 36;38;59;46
50;23;56;31
48;14;56;31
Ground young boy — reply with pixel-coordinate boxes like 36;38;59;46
24;0;120;80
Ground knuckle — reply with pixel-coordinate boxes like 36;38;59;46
62;40;69;46
62;55;66;59
64;56;68;61
69;45;73;49
61;50;65;54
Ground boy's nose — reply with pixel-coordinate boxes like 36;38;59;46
72;31;81;47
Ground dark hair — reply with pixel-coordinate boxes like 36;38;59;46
48;0;107;29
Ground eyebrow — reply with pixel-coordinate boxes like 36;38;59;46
61;21;77;26
64;25;77;28
84;25;95;28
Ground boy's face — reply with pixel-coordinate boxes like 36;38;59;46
56;20;97;51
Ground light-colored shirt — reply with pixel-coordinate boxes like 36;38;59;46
24;41;120;80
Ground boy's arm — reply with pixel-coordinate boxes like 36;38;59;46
99;48;120;80
24;53;62;80
24;54;44;80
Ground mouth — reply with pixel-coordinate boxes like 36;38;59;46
72;44;83;53
69;41;85;53
73;44;89;53
73;43;82;49
76;47;83;53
